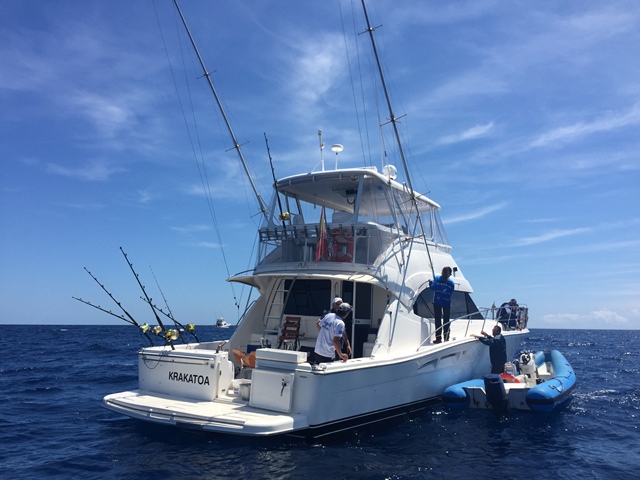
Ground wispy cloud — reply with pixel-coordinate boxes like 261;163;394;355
547;239;640;256
444;201;509;224
184;182;239;200
542;309;635;329
171;225;212;234
589;309;629;325
420;72;508;109
60;202;106;211
437;122;495;145
541;313;580;324
392;1;500;26
513;227;591;246
68;91;137;138
530;104;640;148
46;160;125;181
191;241;221;249
523;217;562;224
135;189;154;205
282;33;347;114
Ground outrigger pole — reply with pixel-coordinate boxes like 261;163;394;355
172;0;269;221
360;0;435;279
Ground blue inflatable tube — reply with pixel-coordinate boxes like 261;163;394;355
526;350;576;412
442;378;484;410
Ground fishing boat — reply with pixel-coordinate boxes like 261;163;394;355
101;1;530;438
442;350;576;413
216;317;229;328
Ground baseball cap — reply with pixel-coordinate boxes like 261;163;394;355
337;303;351;313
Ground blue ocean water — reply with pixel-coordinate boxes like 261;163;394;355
0;326;637;480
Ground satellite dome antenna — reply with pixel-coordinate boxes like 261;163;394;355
331;144;344;169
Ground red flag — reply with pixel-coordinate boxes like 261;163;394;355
315;206;327;265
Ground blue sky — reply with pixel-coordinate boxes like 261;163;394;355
1;1;639;329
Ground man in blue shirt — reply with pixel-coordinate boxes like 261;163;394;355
428;266;455;343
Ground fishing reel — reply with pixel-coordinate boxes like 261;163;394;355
165;329;179;342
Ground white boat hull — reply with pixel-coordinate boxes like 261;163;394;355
104;331;526;437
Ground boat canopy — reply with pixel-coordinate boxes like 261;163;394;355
265;167;448;246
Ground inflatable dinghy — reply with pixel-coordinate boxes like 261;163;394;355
443;350;576;413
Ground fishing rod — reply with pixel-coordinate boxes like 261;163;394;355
264;133;288;228
73;296;134;325
149;265;175;321
149;266;199;342
119;247;179;349
172;0;269;221
77;267;154;346
149;300;200;343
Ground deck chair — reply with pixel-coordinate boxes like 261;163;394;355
278;316;301;350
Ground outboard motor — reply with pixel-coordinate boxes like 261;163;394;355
519;352;537;387
484;374;508;413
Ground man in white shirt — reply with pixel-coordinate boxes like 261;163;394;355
314;303;352;364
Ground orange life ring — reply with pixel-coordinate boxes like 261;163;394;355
331;231;354;262
500;373;520;383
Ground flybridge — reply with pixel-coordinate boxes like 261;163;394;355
255;166;450;269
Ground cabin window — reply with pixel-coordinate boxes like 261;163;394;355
341;282;372;318
413;290;483;320
284;279;331;316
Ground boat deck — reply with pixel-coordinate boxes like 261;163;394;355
104;388;308;436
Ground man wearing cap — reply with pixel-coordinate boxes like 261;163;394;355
314;303;352;363
330;297;343;313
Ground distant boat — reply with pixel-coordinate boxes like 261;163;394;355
102;0;529;438
216;317;229;328
443;350;576;413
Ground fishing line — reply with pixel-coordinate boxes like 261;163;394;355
339;0;372;168
153;0;240;312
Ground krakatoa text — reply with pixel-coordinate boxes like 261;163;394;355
168;371;210;385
